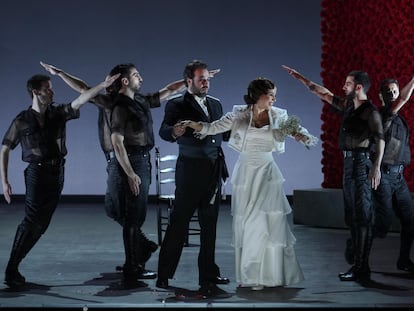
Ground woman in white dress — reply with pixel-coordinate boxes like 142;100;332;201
182;78;317;290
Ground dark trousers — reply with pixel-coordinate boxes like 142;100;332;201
105;151;151;227
104;151;151;274
23;163;64;234
373;169;414;259
342;153;374;273
157;156;221;286
6;163;64;273
343;154;373;227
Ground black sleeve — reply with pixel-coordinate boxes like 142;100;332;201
159;100;180;142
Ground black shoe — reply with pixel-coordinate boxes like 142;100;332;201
397;258;414;272
338;266;353;278
138;269;157;279
4;268;26;289
213;276;230;284
156;278;169;289
344;238;354;265
196;283;230;299
116;263;155;273
338;266;370;283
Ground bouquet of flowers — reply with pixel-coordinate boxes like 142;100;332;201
277;115;318;149
278;115;302;137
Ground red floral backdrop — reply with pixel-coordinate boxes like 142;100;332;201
320;0;414;189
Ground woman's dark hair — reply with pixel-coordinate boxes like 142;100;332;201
243;78;275;106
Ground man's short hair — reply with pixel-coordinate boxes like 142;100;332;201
183;60;208;87
348;71;371;93
27;74;50;98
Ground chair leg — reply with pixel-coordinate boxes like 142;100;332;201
156;204;162;246
184;227;189;247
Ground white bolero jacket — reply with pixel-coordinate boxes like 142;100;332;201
197;105;316;154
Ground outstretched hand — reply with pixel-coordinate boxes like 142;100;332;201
172;122;186;138
102;73;120;88
40;61;62;75
180;120;202;131
282;65;303;80
209;68;221;78
293;132;307;143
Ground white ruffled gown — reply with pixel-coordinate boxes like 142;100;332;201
231;126;304;287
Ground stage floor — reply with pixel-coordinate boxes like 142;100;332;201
0;200;413;310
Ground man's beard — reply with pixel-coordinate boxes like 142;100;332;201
191;85;208;98
345;89;356;101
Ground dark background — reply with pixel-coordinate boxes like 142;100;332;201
0;0;323;196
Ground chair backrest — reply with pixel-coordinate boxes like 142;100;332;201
155;147;178;199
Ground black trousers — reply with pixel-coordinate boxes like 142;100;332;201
373;169;414;238
342;153;374;227
6;162;64;273
157;156;221;286
23;163;64;233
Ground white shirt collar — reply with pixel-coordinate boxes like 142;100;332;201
193;95;209;117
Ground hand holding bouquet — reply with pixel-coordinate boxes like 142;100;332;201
277;115;318;149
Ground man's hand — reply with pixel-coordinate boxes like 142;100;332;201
102;74;120;88
128;173;141;196
282;65;303;81
2;182;12;204
172;122;186;138
40;61;62;75
209;68;221;78
368;166;381;190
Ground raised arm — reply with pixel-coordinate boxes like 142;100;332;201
40;61;90;93
391;76;414;114
282;65;334;105
70;74;120;110
0;145;12;204
158;80;186;101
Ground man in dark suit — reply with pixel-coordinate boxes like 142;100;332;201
156;60;230;298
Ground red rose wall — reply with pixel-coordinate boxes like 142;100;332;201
320;0;414;189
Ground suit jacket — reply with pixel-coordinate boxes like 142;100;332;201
159;92;229;159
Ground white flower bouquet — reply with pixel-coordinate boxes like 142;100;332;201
277;115;318;149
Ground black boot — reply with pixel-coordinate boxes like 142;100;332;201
4;224;42;289
122;226;149;288
339;226;372;283
344;237;355;265
116;229;158;274
396;228;414;272
138;229;158;264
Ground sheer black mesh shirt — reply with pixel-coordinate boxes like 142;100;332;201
1;103;80;162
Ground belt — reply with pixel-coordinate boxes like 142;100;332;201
37;158;65;167
343;150;370;158
382;164;404;174
105;149;149;162
105;150;116;162
125;145;150;154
